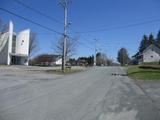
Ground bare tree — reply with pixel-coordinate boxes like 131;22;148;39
29;32;39;58
117;47;130;66
96;52;114;66
96;52;108;66
106;58;113;66
52;36;78;58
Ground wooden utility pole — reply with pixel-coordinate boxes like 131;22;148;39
60;0;68;71
94;39;98;66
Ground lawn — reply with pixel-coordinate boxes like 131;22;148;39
127;65;160;81
0;65;6;67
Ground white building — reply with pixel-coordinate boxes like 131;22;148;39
54;57;62;65
0;21;30;65
142;44;160;63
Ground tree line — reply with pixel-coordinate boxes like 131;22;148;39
138;31;160;53
117;30;160;66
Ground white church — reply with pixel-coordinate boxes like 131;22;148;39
0;21;30;66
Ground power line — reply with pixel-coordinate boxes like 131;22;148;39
11;0;140;51
68;27;96;45
0;7;62;35
12;0;63;25
9;0;95;51
68;28;95;49
77;18;160;34
68;28;96;50
77;41;94;50
10;0;133;45
12;0;90;46
10;0;160;37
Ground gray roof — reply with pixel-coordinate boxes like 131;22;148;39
143;44;160;55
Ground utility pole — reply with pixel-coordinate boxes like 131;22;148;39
94;39;98;66
60;0;68;71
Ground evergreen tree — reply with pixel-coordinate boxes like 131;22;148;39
96;52;102;66
117;48;130;66
156;30;160;48
148;33;155;45
139;35;148;53
87;55;94;66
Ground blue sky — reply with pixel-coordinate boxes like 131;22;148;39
1;0;160;61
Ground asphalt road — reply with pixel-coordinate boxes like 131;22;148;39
0;67;159;120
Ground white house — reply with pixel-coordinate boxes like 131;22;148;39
54;57;62;65
142;44;160;63
0;21;30;65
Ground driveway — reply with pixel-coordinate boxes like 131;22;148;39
0;66;159;120
135;80;160;114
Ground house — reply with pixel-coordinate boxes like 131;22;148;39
30;54;62;66
77;57;88;66
0;21;30;65
142;44;160;63
54;56;62;65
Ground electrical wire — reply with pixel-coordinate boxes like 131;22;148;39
0;7;62;35
12;0;63;25
77;19;160;34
